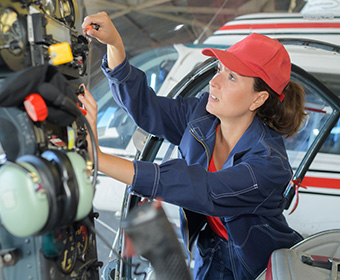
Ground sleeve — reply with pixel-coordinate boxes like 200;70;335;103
101;55;201;145
131;154;291;218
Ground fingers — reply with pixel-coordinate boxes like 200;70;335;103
77;85;99;161
82;11;126;69
82;12;106;32
78;85;97;126
82;12;116;45
81;85;96;107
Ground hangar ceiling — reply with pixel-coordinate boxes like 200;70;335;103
83;0;307;59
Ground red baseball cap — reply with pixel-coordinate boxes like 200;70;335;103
202;33;291;101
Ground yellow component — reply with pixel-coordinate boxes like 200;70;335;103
67;126;75;149
48;42;73;66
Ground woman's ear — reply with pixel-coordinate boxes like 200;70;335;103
249;91;269;111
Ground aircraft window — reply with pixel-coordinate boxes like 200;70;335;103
311;72;340;155
91;46;179;151
130;46;178;92
283;74;336;171
320;118;340;154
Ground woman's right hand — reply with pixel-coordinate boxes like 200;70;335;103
82;12;126;69
78;86;135;184
78;85;100;162
82;12;118;46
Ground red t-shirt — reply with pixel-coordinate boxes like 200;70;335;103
206;144;229;240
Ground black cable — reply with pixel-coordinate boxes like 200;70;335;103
79;113;98;190
58;97;98;190
84;218;146;280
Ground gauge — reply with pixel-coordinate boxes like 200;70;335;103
75;223;88;259
0;8;25;56
41;0;57;16
55;227;77;274
0;7;26;72
58;0;75;27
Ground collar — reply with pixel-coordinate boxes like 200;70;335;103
231;117;265;154
189;115;266;167
188;114;219;142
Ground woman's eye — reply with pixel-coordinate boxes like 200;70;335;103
228;73;235;81
215;66;221;73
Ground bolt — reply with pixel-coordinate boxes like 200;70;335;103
3;254;12;263
50;267;55;278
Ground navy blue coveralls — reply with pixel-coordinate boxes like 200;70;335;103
101;56;303;279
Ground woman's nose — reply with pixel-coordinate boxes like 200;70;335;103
209;73;220;89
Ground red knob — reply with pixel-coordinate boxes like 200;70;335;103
24;93;48;122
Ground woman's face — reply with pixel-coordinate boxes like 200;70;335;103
206;62;267;122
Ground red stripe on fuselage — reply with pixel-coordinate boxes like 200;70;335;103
302;176;340;189
218;23;340;31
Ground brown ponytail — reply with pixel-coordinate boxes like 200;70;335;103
254;78;307;138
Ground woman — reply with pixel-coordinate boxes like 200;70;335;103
80;12;306;279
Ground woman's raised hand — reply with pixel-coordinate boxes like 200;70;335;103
82;12;126;69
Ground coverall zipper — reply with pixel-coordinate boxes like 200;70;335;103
189;130;211;170
182;130;211;269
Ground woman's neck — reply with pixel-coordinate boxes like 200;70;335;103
213;116;254;170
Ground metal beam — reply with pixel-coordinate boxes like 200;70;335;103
147;5;237;15
108;9;133;19
122;15;160;44
86;0;236;22
237;0;275;14
138;10;219;30
103;0;173;20
98;0;171;11
134;0;172;11
85;0;129;10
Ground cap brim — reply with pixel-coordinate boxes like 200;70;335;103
202;48;258;77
